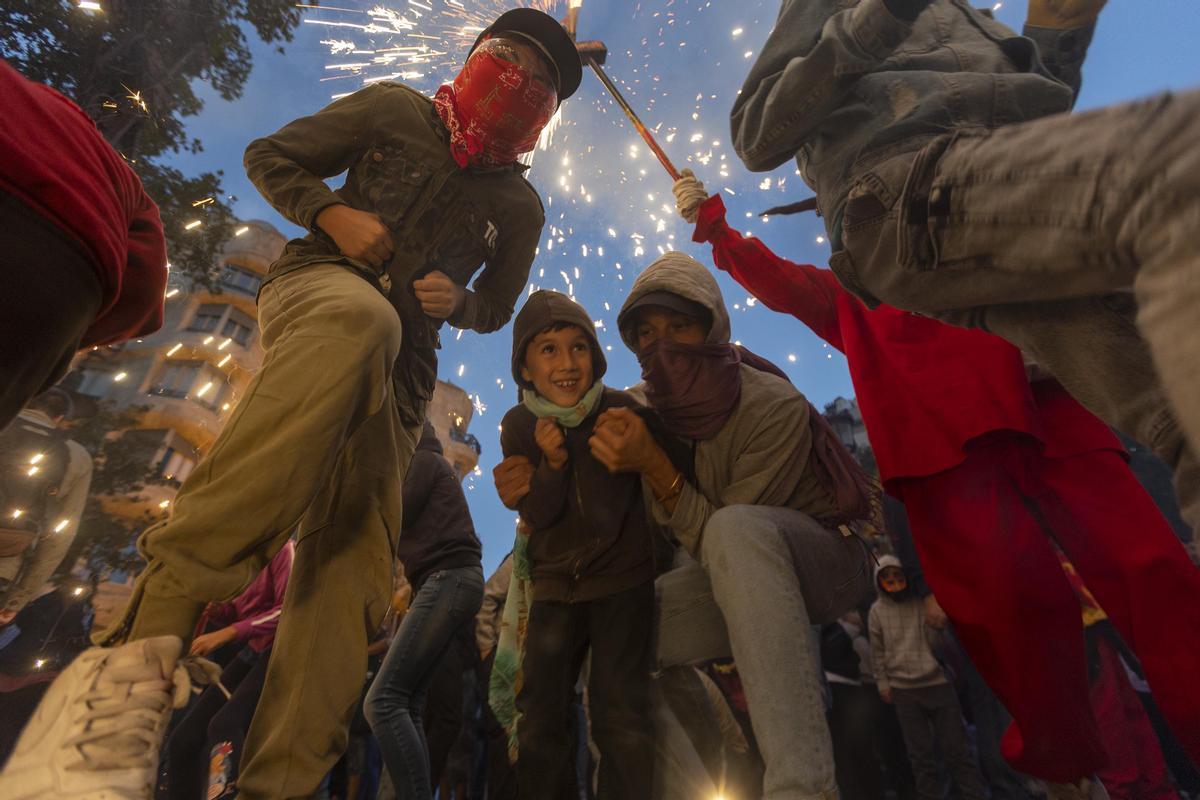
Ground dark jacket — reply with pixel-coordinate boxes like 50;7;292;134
244;81;545;424
501;290;653;602
500;391;655;602
396;424;483;592
731;0;1093;246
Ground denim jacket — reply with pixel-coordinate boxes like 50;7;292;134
731;0;1094;244
244;82;545;423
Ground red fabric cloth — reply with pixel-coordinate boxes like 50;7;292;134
433;51;555;168
693;194;1127;482
0;61;166;347
896;439;1200;781
1090;635;1181;800
203;541;294;653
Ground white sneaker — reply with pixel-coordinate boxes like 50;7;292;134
1044;777;1111;800
0;636;218;799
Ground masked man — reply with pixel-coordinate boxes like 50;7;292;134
0;10;580;800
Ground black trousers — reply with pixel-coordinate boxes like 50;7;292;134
893;683;986;800
516;582;655;800
0;192;102;429
162;646;271;800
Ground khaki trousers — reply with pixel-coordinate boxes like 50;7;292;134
834;90;1200;532
94;263;420;799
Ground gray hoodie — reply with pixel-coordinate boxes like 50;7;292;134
867;554;947;693
617;253;838;555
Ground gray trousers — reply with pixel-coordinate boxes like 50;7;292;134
833;90;1200;533
892;683;986;800
659;505;872;800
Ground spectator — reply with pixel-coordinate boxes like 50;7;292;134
869;556;985;800
365;422;484;800
495;290;657;799
0;390;92;626
160;540;293;800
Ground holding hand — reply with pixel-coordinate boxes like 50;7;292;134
589;407;660;474
535;418;569;471
189;625;237;657
880;687;893;704
672;169;710;224
413;271;466;319
494;455;536;508
315;203;394;268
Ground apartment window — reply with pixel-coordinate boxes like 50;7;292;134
191;364;229;411
73;368;113;398
220;264;262;297
152;361;202;398
187;304;228;333
221;309;256;347
156;448;197;484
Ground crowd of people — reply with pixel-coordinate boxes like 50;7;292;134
1;0;1199;798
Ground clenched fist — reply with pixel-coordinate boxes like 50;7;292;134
413;270;466;319
316;204;394;268
535;417;568;470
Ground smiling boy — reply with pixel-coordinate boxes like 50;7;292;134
498;289;655;798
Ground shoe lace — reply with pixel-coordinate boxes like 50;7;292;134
64;654;228;771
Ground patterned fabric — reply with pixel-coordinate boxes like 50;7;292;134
433;51;555;168
488;525;533;761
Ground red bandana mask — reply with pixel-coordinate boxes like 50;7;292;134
433;51;556;168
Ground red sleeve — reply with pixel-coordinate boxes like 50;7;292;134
694;195;846;352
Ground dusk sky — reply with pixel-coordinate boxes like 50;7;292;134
164;0;1200;571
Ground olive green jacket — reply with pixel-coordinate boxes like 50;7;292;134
244;81;545;423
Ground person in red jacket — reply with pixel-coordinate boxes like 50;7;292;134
0;61;168;428
673;175;1200;797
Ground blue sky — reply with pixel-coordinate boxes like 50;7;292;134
165;0;1200;572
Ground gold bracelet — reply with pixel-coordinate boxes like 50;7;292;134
656;471;685;505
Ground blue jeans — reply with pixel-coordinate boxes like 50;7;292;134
364;565;483;800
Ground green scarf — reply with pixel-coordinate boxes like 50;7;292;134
521;381;604;428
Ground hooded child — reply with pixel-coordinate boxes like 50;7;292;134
498;289;656;799
868;556;986;800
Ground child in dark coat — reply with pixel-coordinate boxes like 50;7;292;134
498;290;655;799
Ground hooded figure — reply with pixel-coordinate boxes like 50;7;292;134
868;558;988;800
595;252;872;800
498;289;657;799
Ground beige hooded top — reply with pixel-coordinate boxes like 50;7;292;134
618;252;838;555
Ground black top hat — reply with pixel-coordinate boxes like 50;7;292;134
471;8;583;101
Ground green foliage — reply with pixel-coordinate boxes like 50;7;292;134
0;0;308;288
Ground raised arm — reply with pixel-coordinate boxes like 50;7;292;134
1023;0;1105;103
693;193;846;351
